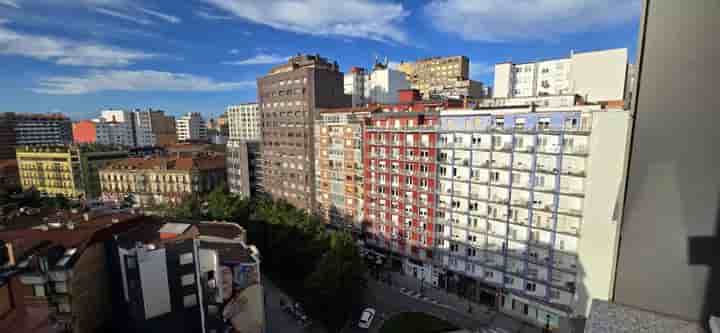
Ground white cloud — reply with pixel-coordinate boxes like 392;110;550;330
470;62;493;79
229;48;239;55
222;53;289;66
137;7;180;24
194;10;233;20
201;0;409;43
0;24;155;66
33;69;254;95
94;7;152;25
0;0;19;8
424;0;640;42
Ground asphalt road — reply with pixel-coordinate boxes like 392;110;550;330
263;276;327;333
343;278;495;333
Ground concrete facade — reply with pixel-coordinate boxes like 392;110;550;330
314;107;373;231
612;0;720;326
257;54;349;211
227;103;261;141
493;49;628;103
227;140;260;198
176;112;207;142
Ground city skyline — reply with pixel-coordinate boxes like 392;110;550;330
0;0;640;120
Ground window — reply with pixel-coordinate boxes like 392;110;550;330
181;273;196;286
467;247;477;257
179;252;194;265
504;276;514;285
550;290;561;299
183;294;198;307
33;284;46;297
126;256;137;269
450;243;459;252
58;302;71;313
435;224;444;233
525;282;537;292
439;167;447;177
484;270;494;278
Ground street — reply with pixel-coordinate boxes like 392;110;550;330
342;277;541;333
263;276;327;333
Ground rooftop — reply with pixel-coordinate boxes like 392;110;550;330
101;154;225;172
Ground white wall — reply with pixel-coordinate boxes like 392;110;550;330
138;248;172;319
575;110;632;316
493;63;512;98
570;48;628;102
367;68;409;104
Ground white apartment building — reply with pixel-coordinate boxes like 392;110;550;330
494;48;629;103
96;109;136;147
425;106;631;329
344;67;368;107
176;112;207;142
133;110;156;147
365;67;410;105
344;65;409;106
227;103;261;141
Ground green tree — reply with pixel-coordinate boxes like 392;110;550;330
303;232;367;331
174;195;202;220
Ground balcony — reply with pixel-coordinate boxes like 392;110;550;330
563;146;589;157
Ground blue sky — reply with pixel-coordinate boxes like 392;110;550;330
0;0;641;120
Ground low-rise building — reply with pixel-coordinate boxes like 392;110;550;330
99;154;225;207
0;160;19;190
16;145;128;199
111;221;264;333
0;211;144;333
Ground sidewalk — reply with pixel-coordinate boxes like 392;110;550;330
378;271;542;333
387;271;495;316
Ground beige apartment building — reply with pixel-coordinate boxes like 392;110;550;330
314;107;375;231
99;154;225;206
397;56;482;99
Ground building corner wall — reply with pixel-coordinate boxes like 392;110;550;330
493;63;512;98
575;110;632;317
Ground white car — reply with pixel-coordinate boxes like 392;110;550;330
358;308;376;329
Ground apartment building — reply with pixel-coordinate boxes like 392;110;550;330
0;160;19;190
98;154;225;207
133;109;178;147
227;103;261;141
493;48;629;103
363;112;441;264
227;140;260;198
13;113;73;146
344;67;367;107
96;109;136;147
363;104;632;330
16;145;127;199
257;54;349;210
0;113;16;160
111;221;263;333
314;107;375;231
397;56;482;100
366;64;410;105
176;112;207;142
0;211;144;333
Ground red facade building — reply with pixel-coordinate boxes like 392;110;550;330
363;112;439;262
72;120;97;144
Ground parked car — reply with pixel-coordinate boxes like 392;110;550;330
358;308;376;329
